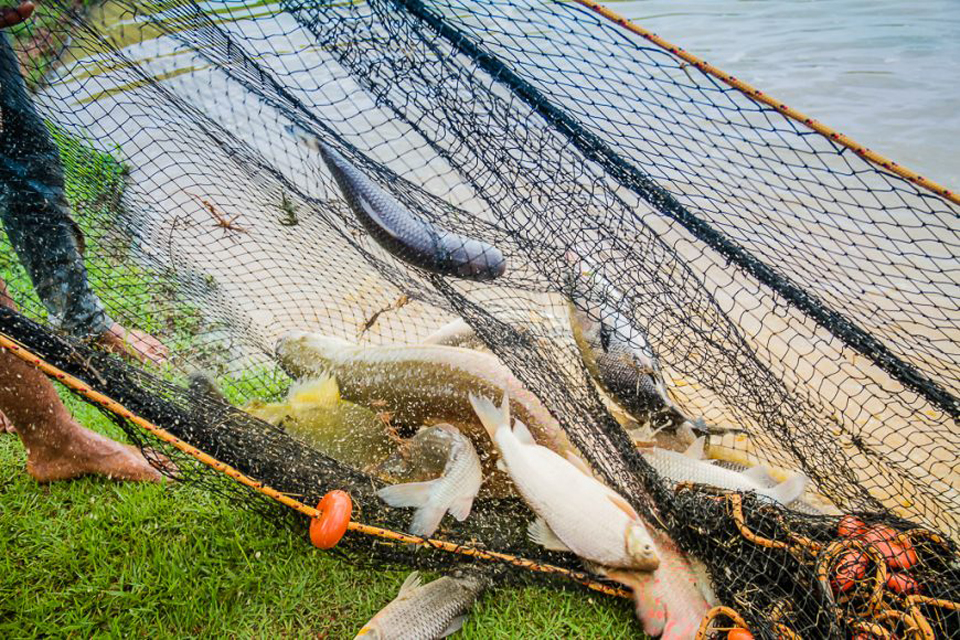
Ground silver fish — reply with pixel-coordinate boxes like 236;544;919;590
470;392;659;570
355;570;490;640
640;438;808;505
378;425;462;482
377;424;483;537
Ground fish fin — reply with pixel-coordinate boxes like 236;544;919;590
605;570;665;637
409;502;448;538
377;480;437;508
290;375;340;408
766;472;808;505
564;452;593;476
690;559;720;606
528;517;571;552
422;318;475;346
498;391;511;426
741;465;774;484
512;419;536;445
447;494;476;522
682;436;706;460
397;571;423;598
468;393;507;440
607;493;641;521
439;615;468;638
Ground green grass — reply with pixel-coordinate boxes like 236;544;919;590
0;119;640;637
6;0;105;87
0;394;637;638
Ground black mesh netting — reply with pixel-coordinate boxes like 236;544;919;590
1;0;958;637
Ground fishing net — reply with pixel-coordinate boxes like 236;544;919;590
2;0;958;637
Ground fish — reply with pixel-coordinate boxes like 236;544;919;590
469;392;659;570
378;425;462;482
275;331;575;457
605;530;716;639
421;318;486;349
243;376;397;471
287;124;506;282
355;569;490;639
565;253;694;433
374;424;516;498
377;424;483;537
639;437;808;505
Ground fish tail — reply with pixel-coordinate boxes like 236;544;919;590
377;480;436;508
409;501;449;538
285;122;322;152
468;392;509;440
605;569;665;637
767;472;809;505
378;481;451;537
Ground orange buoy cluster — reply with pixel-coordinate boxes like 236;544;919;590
832;516;920;596
309;490;353;549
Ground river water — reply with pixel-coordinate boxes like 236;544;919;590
53;0;960;188
36;0;957;353
613;0;960;187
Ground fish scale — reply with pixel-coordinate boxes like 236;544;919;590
356;572;490;639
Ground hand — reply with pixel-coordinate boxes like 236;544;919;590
100;322;170;366
0;1;34;28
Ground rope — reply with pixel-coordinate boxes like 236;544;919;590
0;331;630;599
391;0;959;423
573;0;960;207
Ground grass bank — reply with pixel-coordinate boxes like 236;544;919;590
0;396;635;638
0;132;638;636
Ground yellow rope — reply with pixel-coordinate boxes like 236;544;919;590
0;331;630;599
572;0;960;207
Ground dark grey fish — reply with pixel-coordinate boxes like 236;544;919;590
569;303;691;432
563;253;701;433
287;125;505;281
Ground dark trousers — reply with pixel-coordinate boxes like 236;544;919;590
0;33;109;338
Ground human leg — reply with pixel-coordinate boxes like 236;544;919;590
0;278;163;481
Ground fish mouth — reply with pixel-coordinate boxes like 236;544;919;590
631;551;660;572
274;329;308;356
626;528;661;571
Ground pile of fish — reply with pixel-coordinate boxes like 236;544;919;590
242;132;816;638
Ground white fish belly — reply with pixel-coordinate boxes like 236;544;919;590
501;435;636;567
642;449;760;493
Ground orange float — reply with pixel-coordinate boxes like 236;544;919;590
727;629;754;640
886;572;920;595
309;490;353;549
837;515;867;537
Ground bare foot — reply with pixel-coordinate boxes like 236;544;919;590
25;424;167;482
0;410;14;434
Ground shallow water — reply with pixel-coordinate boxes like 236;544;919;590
613;0;960;188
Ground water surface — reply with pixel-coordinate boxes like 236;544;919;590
614;0;960;187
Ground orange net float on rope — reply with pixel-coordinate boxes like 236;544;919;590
309;490;353;549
